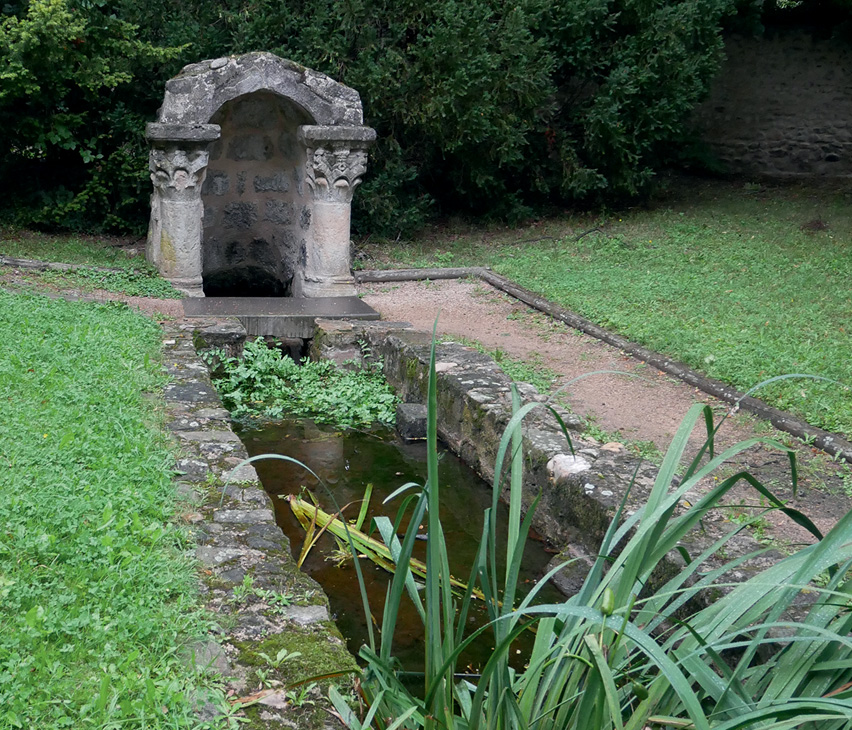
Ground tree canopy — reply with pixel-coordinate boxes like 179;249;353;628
0;0;778;235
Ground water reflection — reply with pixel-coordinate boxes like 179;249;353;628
237;419;563;668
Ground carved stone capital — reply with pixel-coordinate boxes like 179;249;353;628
149;146;211;198
299;125;376;204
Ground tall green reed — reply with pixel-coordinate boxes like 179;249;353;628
330;333;852;730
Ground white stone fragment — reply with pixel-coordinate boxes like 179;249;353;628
177;430;241;442
281;605;329;626
467;390;493;404
213;509;274;524
195;547;246;566
227;464;260;483
547;454;591;480
258;691;289;709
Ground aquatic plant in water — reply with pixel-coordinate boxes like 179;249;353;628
328;331;852;730
209;338;398;428
287;492;482;598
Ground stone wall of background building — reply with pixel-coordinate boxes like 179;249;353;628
692;31;852;177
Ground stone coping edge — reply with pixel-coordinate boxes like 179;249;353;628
161;316;357;729
355;267;852;463
311;319;782;599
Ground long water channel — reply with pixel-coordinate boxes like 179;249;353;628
238;419;565;669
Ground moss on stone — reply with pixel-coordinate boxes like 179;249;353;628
405;356;419;379
229;622;359;728
235;624;357;681
282;572;328;607
202;573;236;592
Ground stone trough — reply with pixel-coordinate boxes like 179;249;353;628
194;315;779;600
175;311;795;726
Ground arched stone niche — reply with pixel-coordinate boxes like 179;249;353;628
145;53;375;298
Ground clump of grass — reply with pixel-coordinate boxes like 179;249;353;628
582;416;663;461
332;330;852;730
209;339;398;428
491;350;559;394
0;229;180;298
441;335;561;395
0;291;215;728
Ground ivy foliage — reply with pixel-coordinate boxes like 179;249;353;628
1;0;738;234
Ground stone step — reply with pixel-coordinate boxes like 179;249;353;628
183;296;379;338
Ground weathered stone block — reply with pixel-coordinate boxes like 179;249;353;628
164;383;220;403
186;639;231;674
202;171;229;196
254;172;290;193
263;200;295;224
195;546;247;566
222;202;257;230
192;318;246;357
226;133;274;161
280;605;329;626
225;464;260;483
230;95;280;128
396;403;427;441
213;509;275;524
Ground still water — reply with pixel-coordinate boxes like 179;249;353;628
238;419;564;669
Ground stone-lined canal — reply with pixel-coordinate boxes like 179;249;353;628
238;418;565;669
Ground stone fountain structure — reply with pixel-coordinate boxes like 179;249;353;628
145;53;376;300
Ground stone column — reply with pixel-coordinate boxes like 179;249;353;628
146;123;220;297
297;125;376;298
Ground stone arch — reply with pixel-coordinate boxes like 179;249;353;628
157;53;364;128
146;53;375;298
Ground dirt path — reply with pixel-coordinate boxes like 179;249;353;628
360;278;852;546
363;278;735;449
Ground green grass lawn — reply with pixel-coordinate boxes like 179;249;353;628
0;292;215;728
0;229;181;298
0;229;147;270
369;178;852;437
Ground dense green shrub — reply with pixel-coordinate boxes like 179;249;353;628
543;0;735;200
2;0;737;234
0;0;183;233
154;0;735;232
